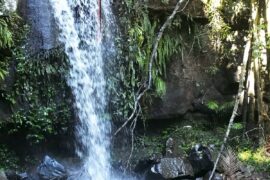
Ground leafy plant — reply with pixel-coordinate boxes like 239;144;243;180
238;147;270;172
205;65;219;75
207;100;234;118
0;145;19;170
0;19;13;48
232;122;243;130
0;46;72;144
126;11;182;97
207;100;219;111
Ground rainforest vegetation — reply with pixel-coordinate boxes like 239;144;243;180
1;0;270;179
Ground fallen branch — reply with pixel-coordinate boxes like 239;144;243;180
114;0;190;136
229;127;264;141
209;37;252;180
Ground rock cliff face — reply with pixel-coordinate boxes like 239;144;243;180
15;0;238;120
147;1;238;120
147;0;205;17
17;0;58;54
149;33;237;119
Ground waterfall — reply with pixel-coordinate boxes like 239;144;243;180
1;0;17;12
49;0;113;179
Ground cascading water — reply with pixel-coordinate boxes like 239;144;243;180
49;0;113;179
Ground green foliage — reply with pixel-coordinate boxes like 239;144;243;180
207;100;219;111
135;119;225;157
0;13;27;81
0;46;72;144
114;2;183;110
135;135;164;157
130;14;181;96
0;17;13;80
10;107;54;143
238;148;270;172
0;19;13;48
205;65;219;75
207;100;234;116
0;68;7;80
232;122;243;130
218;101;234;113
0;145;19;170
108;2;185;120
204;0;249;65
154;77;166;97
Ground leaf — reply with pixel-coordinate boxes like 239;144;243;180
154;77;166;96
207;101;219;111
232;123;243;130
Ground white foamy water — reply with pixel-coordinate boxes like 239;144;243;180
1;0;17;12
49;0;112;179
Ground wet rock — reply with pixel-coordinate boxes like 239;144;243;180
147;0;205;17
165;138;174;157
5;170;21;180
144;170;165;180
138;144;217;179
17;0;59;54
150;157;194;179
202;171;223;180
3;170;32;180
134;158;159;175
188;144;213;178
37;156;67;180
0;170;8;180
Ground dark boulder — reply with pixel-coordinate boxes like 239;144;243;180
36;156;67;180
0;170;7;180
134;158;159;175
148;157;194;179
188;144;213;178
5;170;21;180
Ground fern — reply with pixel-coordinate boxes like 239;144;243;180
219;148;245;179
0;69;7;79
218;101;234;114
207;100;219;111
0;17;13;80
0;19;13;48
157;33;181;78
154;76;166;97
207;100;234;116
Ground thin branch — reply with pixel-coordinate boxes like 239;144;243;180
147;0;190;90
125;105;141;169
229;127;264;141
114;0;190;136
209;37;252;180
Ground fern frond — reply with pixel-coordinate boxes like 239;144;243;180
218;101;234;114
0;18;13;48
154;76;166;96
219;148;245;180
